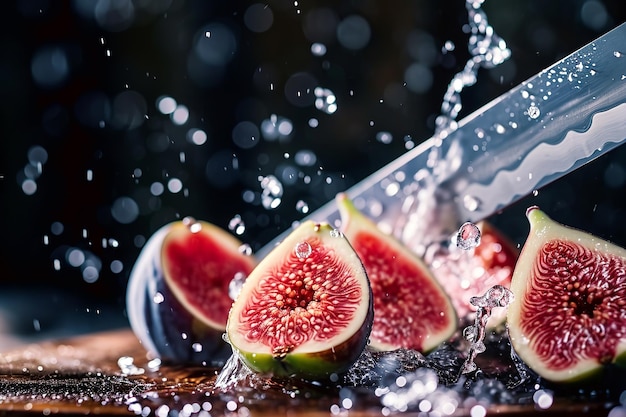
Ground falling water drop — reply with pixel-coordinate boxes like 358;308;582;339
238;243;253;256
295;241;312;259
228;272;247;300
259;175;283;210
455;222;481;250
296;199;310;214
228;215;246;235
183;217;202;233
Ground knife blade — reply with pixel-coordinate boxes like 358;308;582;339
256;22;626;258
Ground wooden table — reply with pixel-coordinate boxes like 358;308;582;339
0;329;618;416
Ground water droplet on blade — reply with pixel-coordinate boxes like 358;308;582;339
527;105;541;119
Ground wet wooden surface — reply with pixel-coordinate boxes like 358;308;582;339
0;329;618;416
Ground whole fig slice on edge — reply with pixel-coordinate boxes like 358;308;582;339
226;221;373;380
507;206;626;383
127;217;256;365
336;193;457;353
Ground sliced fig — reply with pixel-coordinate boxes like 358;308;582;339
126;217;256;365
336;193;457;353
226;221;373;379
507;206;626;382
432;221;518;325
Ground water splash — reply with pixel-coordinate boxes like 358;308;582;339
213;353;254;391
461;285;514;374
117;356;145;376
435;0;511;135
398;0;510;250
228;272;247;300
259;175;283;209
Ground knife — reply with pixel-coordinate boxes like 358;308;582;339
256;22;626;258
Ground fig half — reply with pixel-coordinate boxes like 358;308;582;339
336;193;457;353
127;218;256;365
507;206;626;382
226;221;373;379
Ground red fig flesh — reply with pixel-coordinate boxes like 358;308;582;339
507;207;626;382
337;193;457;353
161;219;256;329
227;221;373;379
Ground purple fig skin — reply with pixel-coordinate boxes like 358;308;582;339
507;206;626;382
126;219;255;366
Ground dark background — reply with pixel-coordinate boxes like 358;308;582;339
1;0;625;347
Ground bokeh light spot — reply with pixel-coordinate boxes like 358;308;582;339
337;15;370;50
233;121;261;149
404;63;433;94
187;128;208;145
244;3;274;33
156;96;177;114
111;196;140;224
284;72;318;107
31;46;69;88
171;104;189;125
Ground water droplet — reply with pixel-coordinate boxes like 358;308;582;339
456;222;481;250
238;243;253;256
192;343;203;353
153;292;165;304
527;105;540;119
259;175;283;210
462;194;481;212
147;358;161;371
314;87;338;114
117;356;145;375
228;272;247;300
296;199;310;214
376;131;393;144
295;241;312;259
183;217;202;233
615;51;623;58
533;389;554;409
329;229;342;238
228;215;246;235
311;42;327;56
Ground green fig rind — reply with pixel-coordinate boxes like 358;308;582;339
227;221;373;379
336;193;457;353
507;206;626;383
